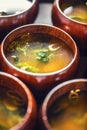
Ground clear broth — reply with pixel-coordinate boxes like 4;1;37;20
62;1;87;23
48;90;87;130
0;86;27;130
6;33;73;73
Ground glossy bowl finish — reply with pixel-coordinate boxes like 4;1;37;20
0;0;39;42
0;71;37;130
0;45;1;70
39;79;87;130
52;0;87;53
0;24;80;102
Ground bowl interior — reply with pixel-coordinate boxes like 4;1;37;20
0;72;29;129
2;24;77;75
0;72;28;101
59;0;87;24
0;0;34;16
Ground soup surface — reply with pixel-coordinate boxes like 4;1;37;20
48;89;87;130
0;0;32;16
6;33;73;73
0;86;27;130
62;1;87;23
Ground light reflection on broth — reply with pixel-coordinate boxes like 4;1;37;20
6;33;73;73
0;86;27;130
61;1;87;23
0;0;32;16
48;89;87;130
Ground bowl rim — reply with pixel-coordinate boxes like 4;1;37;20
41;78;87;129
0;71;35;130
1;24;79;76
0;0;37;18
55;0;87;25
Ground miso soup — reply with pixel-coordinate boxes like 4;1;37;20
6;33;73;73
48;89;87;130
61;1;87;23
0;86;27;130
0;0;32;16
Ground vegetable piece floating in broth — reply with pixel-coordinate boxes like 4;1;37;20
48;44;62;51
68;89;80;104
36;51;50;63
6;33;73;73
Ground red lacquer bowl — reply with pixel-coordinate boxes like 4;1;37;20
0;0;39;42
0;71;37;130
52;0;87;53
39;79;87;130
0;24;80;103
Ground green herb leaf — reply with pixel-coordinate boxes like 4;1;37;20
15;43;29;56
16;62;39;73
36;51;50;63
11;55;19;63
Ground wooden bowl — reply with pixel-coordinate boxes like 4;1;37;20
0;45;1;70
52;0;87;53
39;79;87;130
0;24;80;103
0;0;39;42
0;71;37;130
